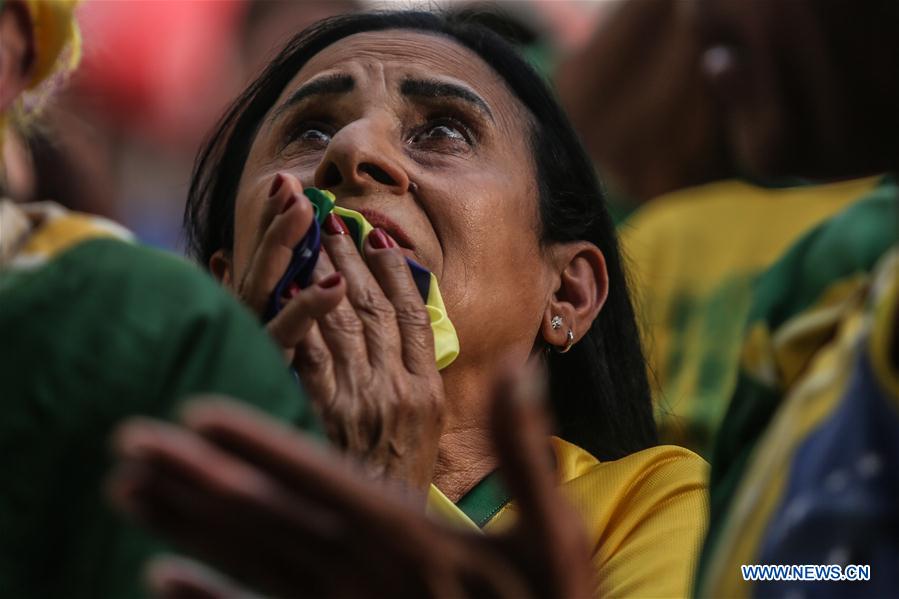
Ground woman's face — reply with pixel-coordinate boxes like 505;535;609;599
228;30;557;369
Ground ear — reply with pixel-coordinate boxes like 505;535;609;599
209;249;234;288
0;2;35;113
540;242;609;351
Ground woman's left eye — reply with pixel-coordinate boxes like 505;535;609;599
409;119;473;146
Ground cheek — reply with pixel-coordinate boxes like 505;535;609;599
433;183;547;350
432;163;540;290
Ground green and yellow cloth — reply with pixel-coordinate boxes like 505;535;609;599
697;175;899;596
621;176;882;456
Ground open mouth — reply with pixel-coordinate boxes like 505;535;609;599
354;208;417;252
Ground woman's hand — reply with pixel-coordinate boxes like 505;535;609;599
235;172;445;492
107;365;593;599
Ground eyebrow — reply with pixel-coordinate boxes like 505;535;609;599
270;73;494;124
401;78;494;121
272;73;355;120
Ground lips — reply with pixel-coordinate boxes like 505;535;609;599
354;208;417;251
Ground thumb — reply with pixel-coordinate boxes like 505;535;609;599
145;555;262;599
489;360;557;524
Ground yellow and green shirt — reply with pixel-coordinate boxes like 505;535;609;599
430;439;709;598
621;176;883;456
698;247;899;597
0;201;314;598
697;176;899;596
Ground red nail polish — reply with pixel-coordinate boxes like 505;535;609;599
269;173;286;197
369;228;396;249
281;194;298;213
318;272;342;289
324;213;349;235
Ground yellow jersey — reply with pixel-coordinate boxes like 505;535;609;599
429;438;709;598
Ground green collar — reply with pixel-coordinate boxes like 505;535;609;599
455;471;511;528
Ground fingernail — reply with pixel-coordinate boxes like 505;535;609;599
269;173;286;197
324;213;348;235
318;272;342;289
369;228;396;249
281;193;298;213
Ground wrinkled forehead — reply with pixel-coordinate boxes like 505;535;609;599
268;29;529;136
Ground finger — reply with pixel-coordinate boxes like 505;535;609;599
291;322;340;425
250;172;303;250
321;216;402;367
112;409;437;595
239;177;315;315
108;420;346;597
110;417;345;543
453;536;536;599
290;250;352;407
266;271;345;352
145;555;260;599
111;418;281;503
116;462;337;599
303;241;370;371
364;230;435;375
489;362;558;527
179;399;420;518
125;404;473;598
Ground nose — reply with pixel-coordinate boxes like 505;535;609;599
313;117;411;196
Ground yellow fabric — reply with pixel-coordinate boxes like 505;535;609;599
0;200;132;269
621;177;880;454
480;438;709;599
699;248;899;597
869;257;899;403
426;485;482;533
424;276;459;370
23;0;81;89
742;273;869;390
0;0;80;143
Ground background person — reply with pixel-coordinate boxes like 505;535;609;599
688;0;899;595
0;2;320;596
555;0;885;457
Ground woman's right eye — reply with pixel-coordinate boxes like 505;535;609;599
298;127;331;144
285;122;333;149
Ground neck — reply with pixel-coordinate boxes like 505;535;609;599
433;355;510;501
432;426;498;502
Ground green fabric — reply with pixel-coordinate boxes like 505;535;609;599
522;42;555;82
697;176;899;592
456;471;510;528
747;175;898;330
658;275;755;455
305;186;335;225
0;238;317;598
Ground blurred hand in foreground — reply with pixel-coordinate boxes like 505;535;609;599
106;365;593;599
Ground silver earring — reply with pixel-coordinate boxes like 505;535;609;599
556;329;575;354
551;315;563;330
